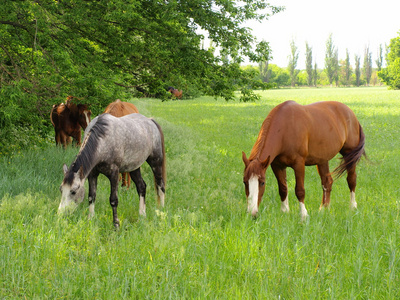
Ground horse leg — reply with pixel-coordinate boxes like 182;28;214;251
107;167;121;228
317;162;333;210
346;165;358;209
151;164;166;207
88;171;99;219
293;161;308;220
130;168;147;216
271;164;289;212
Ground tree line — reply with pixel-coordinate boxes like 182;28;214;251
252;34;387;88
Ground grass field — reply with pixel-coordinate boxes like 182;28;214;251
1;87;400;298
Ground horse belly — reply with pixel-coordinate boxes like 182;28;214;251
305;124;345;165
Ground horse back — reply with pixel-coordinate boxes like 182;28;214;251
265;101;362;166
103;99;139;117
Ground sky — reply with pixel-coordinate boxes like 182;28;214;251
247;0;400;69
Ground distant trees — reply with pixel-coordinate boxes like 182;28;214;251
378;33;400;89
354;55;361;87
252;34;392;89
325;34;339;86
288;39;299;87
305;42;313;86
344;49;352;86
363;46;373;86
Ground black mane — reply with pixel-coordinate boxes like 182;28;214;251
64;114;109;184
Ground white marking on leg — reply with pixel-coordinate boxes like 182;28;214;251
281;196;290;213
350;191;357;209
88;203;95;219
139;196;146;216
299;202;309;221
248;175;259;216
157;186;165;207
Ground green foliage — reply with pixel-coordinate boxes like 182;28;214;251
1;88;400;298
0;0;283;152
378;33;400;89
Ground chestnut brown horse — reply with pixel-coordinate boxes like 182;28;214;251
50;97;91;148
167;87;183;99
242;100;366;220
103;99;139;188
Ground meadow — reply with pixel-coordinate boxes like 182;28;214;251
1;87;400;299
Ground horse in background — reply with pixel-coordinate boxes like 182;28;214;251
103;99;139;188
50;96;91;148
242;100;366;220
167;87;183;99
58;113;166;228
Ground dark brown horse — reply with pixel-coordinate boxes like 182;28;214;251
50;96;91;148
242;100;366;220
167;87;183;99
103;99;139;188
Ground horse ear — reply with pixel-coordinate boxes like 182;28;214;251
261;156;270;170
242;151;250;167
63;164;68;174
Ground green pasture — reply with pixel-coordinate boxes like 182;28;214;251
1;87;399;298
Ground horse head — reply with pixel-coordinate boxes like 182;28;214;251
242;152;270;217
58;164;86;214
77;104;91;129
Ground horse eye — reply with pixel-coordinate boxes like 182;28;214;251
71;190;76;196
260;182;265;186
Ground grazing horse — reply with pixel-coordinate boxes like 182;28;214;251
58;113;166;228
103;99;139;188
167;87;183;99
242;101;366;220
50;97;91;148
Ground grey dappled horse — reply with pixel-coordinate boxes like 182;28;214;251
58;113;166;228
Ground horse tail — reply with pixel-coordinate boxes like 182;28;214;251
333;123;366;179
151;119;167;187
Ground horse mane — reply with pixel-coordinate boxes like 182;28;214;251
64;115;109;184
248;110;276;161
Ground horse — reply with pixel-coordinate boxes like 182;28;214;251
242;100;366;220
50;96;91;148
58;113;166;228
103;99;139;188
167;87;183;99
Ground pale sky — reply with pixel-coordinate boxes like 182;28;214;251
247;0;400;69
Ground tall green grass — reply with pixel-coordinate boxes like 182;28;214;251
1;87;399;298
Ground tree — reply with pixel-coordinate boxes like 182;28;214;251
333;49;339;86
259;60;271;83
344;49;352;86
378;34;400;89
313;63;318;86
354;55;361;87
0;0;284;151
376;44;383;71
288;39;299;87
305;42;313;86
325;34;338;86
363;46;372;86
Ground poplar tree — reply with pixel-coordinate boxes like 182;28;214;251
376;44;383;71
355;55;361;87
305;42;313;86
288;39;299;87
363;46;372;86
325;34;337;86
345;49;352;86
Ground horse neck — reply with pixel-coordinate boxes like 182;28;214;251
73;138;101;179
249;119;281;164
